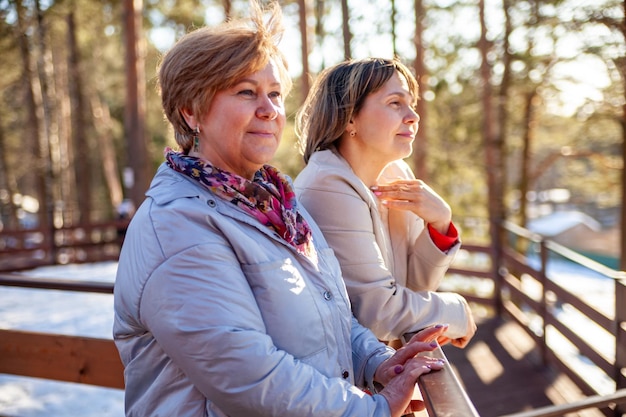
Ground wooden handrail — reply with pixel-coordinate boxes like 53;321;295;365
499;388;626;417
543;239;626;280
418;345;480;417
0;272;114;293
0;329;124;389
0;220;129;272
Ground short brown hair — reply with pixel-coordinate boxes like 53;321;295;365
158;1;292;152
296;58;418;163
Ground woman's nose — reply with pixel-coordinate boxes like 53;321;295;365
405;107;420;124
256;97;279;120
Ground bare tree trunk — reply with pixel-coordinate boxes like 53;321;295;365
34;0;58;228
479;0;504;309
14;0;42;228
67;9;91;224
340;0;352;60
15;0;56;259
16;0;54;238
0;120;19;228
518;90;539;228
88;4;123;217
123;0;150;210
497;0;512;222
412;0;427;180
479;0;503;226
390;0;397;57
91;94;124;213
314;0;326;68
298;0;310;104
50;25;75;226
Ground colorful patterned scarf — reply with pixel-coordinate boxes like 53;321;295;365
165;148;314;258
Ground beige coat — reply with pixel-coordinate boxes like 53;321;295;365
295;148;469;341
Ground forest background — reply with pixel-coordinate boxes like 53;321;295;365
0;0;623;267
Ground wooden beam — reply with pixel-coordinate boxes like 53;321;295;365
0;273;114;293
499;388;626;417
418;345;480;417
0;329;124;389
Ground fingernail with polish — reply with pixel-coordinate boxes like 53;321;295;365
394;365;403;374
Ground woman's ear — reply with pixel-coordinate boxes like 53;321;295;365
345;119;356;136
181;108;197;129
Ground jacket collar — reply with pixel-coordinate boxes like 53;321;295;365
146;163;202;205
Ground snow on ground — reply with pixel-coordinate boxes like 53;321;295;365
529;256;617;395
0;261;124;417
0;258;619;415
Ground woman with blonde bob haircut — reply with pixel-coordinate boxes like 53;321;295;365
295;58;477;348
158;6;292;153
114;3;449;417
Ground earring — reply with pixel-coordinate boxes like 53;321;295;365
193;126;200;152
350;131;356;137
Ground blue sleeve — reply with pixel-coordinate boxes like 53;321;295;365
350;315;394;391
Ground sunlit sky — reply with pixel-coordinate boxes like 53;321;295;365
148;0;617;118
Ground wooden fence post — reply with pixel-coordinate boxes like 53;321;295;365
615;278;626;416
539;238;549;367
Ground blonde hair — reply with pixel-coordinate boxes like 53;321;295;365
158;1;291;153
296;58;419;163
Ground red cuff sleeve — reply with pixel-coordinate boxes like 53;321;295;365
427;222;459;252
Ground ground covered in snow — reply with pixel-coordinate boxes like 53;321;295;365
0;262;124;417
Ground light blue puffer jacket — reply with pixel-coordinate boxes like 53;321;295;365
113;163;394;416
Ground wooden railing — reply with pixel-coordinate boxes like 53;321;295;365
1;220;626;416
500;388;626;417
497;222;626;416
418;344;480;417
445;221;626;417
0;219;129;272
0;328;124;389
0;275;123;389
0;221;127;389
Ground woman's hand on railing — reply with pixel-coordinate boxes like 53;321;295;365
378;350;445;416
375;326;449;417
376;324;448;385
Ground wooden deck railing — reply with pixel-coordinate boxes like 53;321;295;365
0;276;123;389
418;344;480;417
499;221;626;400
0;328;124;389
445;221;626;417
0;219;129;272
500;388;626;417
1;220;626;416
